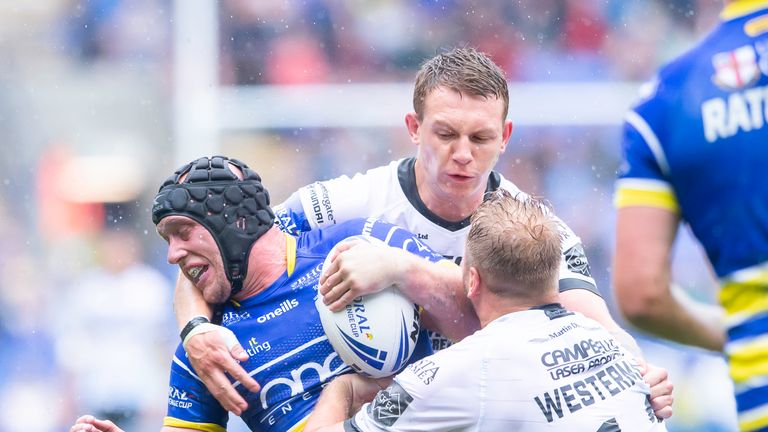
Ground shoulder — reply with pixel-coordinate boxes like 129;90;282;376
495;173;526;197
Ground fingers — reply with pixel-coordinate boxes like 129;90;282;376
651;395;674;419
319;240;358;285
186;332;251;414
226;360;261;393
644;365;671;397
70;416;124;432
202;366;249;415
230;343;250;362
323;277;353;309
643;363;674;420
319;263;345;297
327;288;360;313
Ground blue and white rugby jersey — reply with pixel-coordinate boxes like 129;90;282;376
615;2;768;430
163;218;444;432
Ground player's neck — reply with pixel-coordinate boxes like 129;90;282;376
414;166;484;222
476;293;560;328
234;228;287;301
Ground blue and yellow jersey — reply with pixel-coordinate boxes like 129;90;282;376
162;218;444;432
616;2;768;429
616;1;768;279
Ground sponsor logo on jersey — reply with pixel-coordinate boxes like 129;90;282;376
541;337;623;381
289;263;323;291
564;244;591;277
168;386;193;409
307;183;336;226
712;45;760;90
309;185;324;224
222;310;252;326
368;381;414;427
273;205;298;235
317;182;335;224
548;322;581;340
407;359;440;385
256;299;299;323
258;351;347;411
246;337;272;357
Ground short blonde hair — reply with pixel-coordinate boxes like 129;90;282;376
466;190;561;298
413;47;509;121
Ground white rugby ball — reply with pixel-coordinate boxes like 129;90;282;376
315;235;421;378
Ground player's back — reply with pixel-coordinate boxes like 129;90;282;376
368;304;667;431
471;305;666;430
621;5;768;278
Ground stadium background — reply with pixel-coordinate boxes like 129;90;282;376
0;1;737;431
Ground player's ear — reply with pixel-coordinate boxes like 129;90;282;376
405;112;420;144
500;120;513;153
466;266;480;299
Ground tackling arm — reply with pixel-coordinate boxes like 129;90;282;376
173;272;260;414
319;240;480;342
613;206;725;351
304;374;392;432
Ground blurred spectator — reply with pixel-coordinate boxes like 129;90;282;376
54;227;174;430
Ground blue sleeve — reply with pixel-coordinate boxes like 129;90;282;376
164;344;228;429
619;114;668;182
273;191;310;236
365;219;447;264
300;218;448;265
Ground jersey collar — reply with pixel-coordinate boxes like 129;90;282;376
285;233;296;277
721;0;768;21
397;157;502;232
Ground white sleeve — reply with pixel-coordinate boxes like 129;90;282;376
553;216;600;296
296;171;372;230
345;354;478;432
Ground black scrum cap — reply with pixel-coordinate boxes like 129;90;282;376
151;156;275;298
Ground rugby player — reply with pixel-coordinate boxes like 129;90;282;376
70;155;458;432
175;47;673;418
614;1;768;430
304;191;668;431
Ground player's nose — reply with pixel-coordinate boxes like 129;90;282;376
166;238;188;264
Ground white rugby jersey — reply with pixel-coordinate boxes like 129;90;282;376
345;304;668;432
274;158;597;296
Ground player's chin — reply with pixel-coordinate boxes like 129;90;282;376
444;178;480;194
202;285;231;305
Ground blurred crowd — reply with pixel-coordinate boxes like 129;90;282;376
0;0;734;431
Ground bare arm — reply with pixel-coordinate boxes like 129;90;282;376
174;272;260;415
174;271;213;330
319;240;480;342
304;374;392;432
613;206;725;351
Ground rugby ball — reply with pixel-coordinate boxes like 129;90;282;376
315;235;421;378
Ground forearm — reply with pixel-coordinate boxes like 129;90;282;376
305;375;388;432
394;254;479;342
174;272;214;331
624;283;724;351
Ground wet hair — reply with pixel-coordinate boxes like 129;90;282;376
151;156;274;298
413;47;509;120
465;190;561;299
